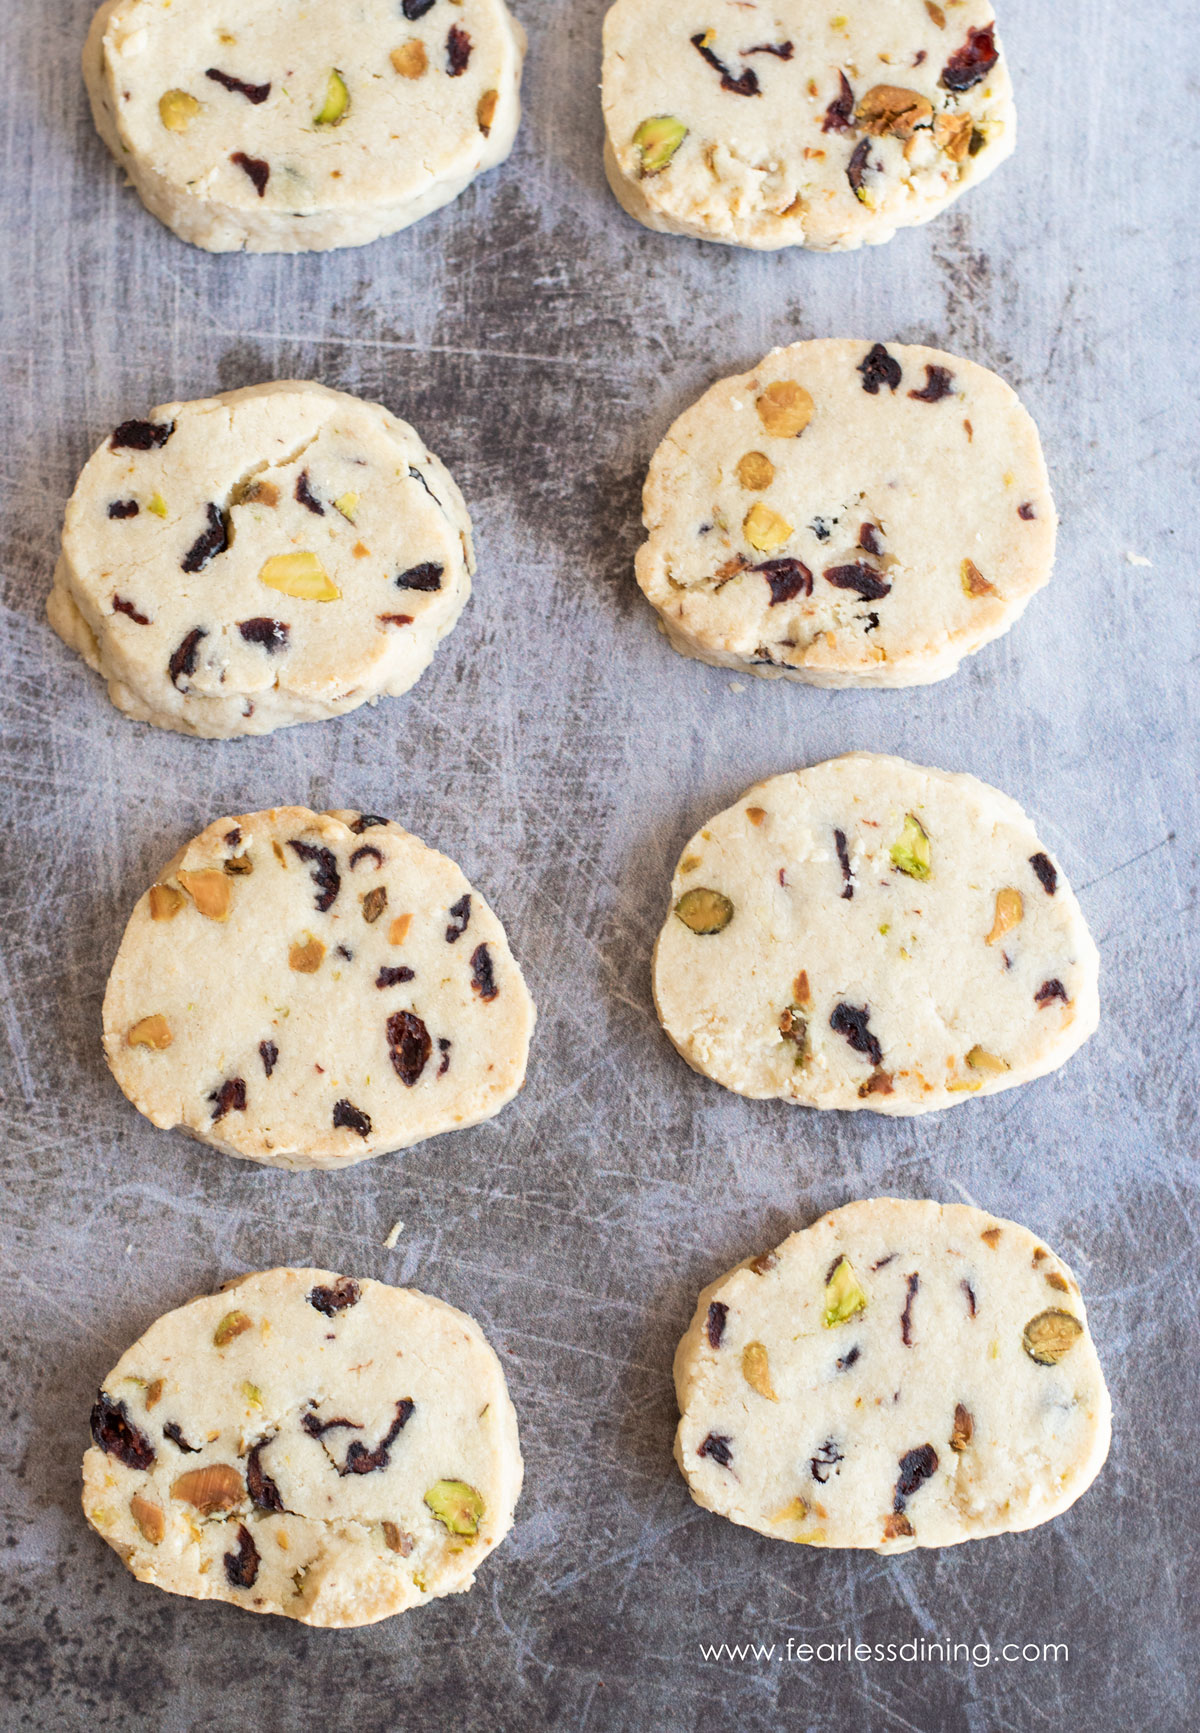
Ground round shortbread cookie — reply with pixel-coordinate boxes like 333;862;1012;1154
84;0;525;253
637;340;1055;688
652;755;1099;1115
674;1199;1111;1553
602;0;1014;251
49;383;474;739
83;1268;523;1626
103;807;535;1170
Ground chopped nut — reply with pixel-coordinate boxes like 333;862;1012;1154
314;69;350;126
858;1068;894;1097
961;557;998;597
289;934;326;973
779;1006;808;1060
382;1521;414;1555
771;1496;810;1524
674;887;734;934
890;813;931;880
213;1310;252;1348
855;85;933;138
477;89;499;134
147;491;168;518
361;886;388;924
981;1227;1002;1248
148;882;185;921
633;115;688;176
949;1403;973;1451
259;551;340;602
925;2;946;25
934;111;973;162
1046;1271;1071;1293
882;1511;914;1540
823;1256;868;1328
171;1464;244;1514
965;1045;1010;1074
736;451;775;491
756;380;814;438
129;1493;166;1544
389;913;413;945
127;1014;172;1051
742;1342;778;1401
177;869;231;921
145;1379;164;1409
159;89;201;132
1023;1309;1084;1365
744;501;793;552
985;887;1023;945
424;1479;484;1536
746;806;767;827
390;41;428;79
749;1250;778;1275
333;491;360;522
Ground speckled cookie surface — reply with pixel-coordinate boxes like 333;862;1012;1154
82;1268;523;1626
49;383;473;738
637;340;1055;688
653;755;1098;1115
674;1199;1111;1552
103;807;535;1169
84;0;525;253
602;0;1014;251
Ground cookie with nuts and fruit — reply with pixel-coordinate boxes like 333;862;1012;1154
674;1198;1111;1552
83;0;525;252
83;1267;523;1625
103;807;535;1169
49;383;474;738
637;339;1055;688
653;754;1098;1115
602;0;1013;250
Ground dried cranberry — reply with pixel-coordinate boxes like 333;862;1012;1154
810;1439;844;1483
847;137;872;196
224;1523;260;1588
110;419;174;452
689;33;761;97
470;943;498;1002
206;69;271;104
822;70;854;132
247;1443;284;1512
834;828;854;899
338;1399;414;1476
900;1273;920;1346
163;1421;198;1454
1018;502;1036;521
259;1040;278;1077
181;503;228;572
825;562;891;601
961;1279;977;1319
1035;979;1068;1007
402;0;437;16
909;364;955;403
836;1345;861;1371
333;1099;372;1138
238;617;289;652
408;465;442;503
706;1301;728;1349
301;1411;359;1440
858;522;883;557
309;1277;360;1315
294;471;324;515
378;613;414;628
447;24;472;75
350;814;389;833
349;844;384;871
1029;852;1058;895
940;25;998;92
168;627;207;688
112;595;149;625
375;966;415;989
209;1077;247;1121
288;840;341;912
697;1433;733;1467
231;151;270;196
437;1038;451;1076
857;344;903;394
745;41;793;60
894;1443;938;1509
395;562;444;592
756;557;813;605
387;1010;431;1086
108;499;139;519
830;1002;883;1067
446;894;472;943
90;1394;155;1470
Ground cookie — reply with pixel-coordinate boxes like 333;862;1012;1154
48;383;473;738
636;339;1055;688
674;1199;1111;1552
652;755;1098;1115
103;807;535;1169
83;1267;523;1625
83;0;525;253
602;0;1014;251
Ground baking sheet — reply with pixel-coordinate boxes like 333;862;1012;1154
2;2;1197;1727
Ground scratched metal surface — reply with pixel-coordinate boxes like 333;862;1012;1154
1;1;1197;1728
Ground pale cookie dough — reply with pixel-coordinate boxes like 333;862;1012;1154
674;1199;1111;1552
637;340;1055;688
653;755;1098;1115
602;0;1014;250
103;807;535;1170
84;0;525;252
83;1267;523;1625
49;383;473;738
